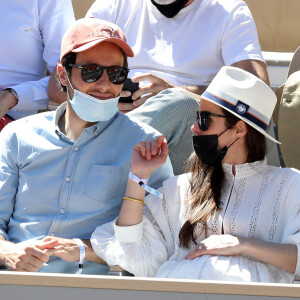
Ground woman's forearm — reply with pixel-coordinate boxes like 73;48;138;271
117;178;146;227
118;137;168;227
240;237;297;274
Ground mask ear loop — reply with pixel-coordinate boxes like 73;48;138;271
64;68;75;101
227;137;239;149
217;127;229;137
217;125;240;149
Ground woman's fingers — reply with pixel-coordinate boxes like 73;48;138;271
184;243;206;260
133;136;168;162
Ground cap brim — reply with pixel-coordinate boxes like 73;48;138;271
72;37;134;57
178;88;280;144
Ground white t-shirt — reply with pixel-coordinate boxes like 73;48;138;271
86;0;264;87
0;0;75;119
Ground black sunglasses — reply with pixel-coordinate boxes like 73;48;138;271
196;111;227;131
68;64;129;84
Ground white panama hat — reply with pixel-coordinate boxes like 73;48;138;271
181;66;280;144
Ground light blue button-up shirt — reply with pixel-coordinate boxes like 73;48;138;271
0;103;173;274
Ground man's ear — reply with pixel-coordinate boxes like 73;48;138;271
234;120;248;138
57;63;68;87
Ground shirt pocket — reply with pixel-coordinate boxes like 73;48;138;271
84;165;123;202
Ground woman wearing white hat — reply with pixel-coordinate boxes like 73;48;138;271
91;67;300;283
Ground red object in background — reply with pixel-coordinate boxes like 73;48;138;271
0;115;13;131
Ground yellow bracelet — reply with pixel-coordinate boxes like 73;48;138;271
122;197;145;206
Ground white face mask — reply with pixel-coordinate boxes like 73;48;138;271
66;73;120;122
69;89;120;122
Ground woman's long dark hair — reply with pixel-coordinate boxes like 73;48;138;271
179;108;267;248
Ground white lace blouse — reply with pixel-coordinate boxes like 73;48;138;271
91;159;300;282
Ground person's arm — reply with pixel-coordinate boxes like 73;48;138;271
221;2;269;84
0;235;58;272
186;173;300;275
90;136;170;277
42;136;168;275
185;234;297;274
118;73;206;114
232;59;270;86
41;237;105;264
0;127;54;272
0;90;18;118
118;136;169;226
242;238;296;273
9;0;75;113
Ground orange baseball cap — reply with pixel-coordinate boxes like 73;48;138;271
60;18;134;61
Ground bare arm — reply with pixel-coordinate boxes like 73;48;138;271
119;73;207;114
183;85;207;95
42;236;106;264
241;237;297;274
186;234;297;274
120;59;269;114
231;59;270;86
117;137;169;226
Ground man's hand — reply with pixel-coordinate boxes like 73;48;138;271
42;236;82;263
0;90;18;118
118;73;176;113
42;236;106;264
184;234;243;260
131;73;176;99
1;239;58;272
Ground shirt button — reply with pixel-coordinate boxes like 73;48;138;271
65;177;71;182
60;208;65;214
50;232;55;236
74;146;79;152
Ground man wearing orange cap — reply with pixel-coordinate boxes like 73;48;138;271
49;0;270;176
0;18;173;274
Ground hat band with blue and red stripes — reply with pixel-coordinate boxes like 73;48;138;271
202;91;269;131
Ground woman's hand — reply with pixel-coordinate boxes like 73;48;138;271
184;234;297;274
185;234;243;260
131;136;169;179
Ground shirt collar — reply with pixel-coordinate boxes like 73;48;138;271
222;158;268;178
54;102;121;140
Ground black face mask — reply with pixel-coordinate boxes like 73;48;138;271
193;134;228;167
151;0;190;18
192;128;239;167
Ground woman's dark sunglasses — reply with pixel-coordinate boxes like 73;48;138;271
68;63;129;84
196;111;227;131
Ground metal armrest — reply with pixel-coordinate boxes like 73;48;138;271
108;265;134;277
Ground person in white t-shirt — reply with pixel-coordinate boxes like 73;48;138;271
85;0;269;111
0;0;75;127
48;0;269;175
